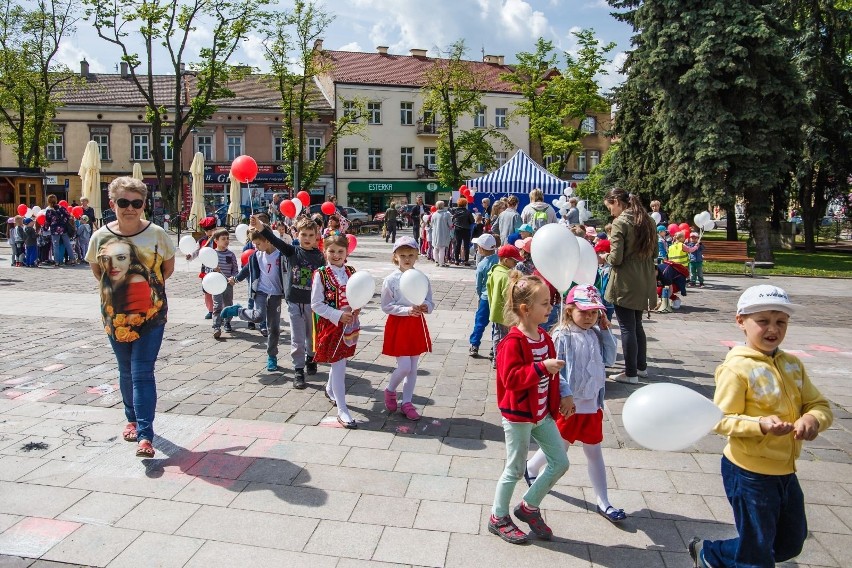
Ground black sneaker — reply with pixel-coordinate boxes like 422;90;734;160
688;537;708;567
469;345;478;357
306;356;317;376
247;322;256;330
513;503;552;540
488;515;528;545
224;322;233;333
260;328;269;337
293;368;306;389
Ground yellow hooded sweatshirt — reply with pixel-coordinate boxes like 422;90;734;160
713;346;833;475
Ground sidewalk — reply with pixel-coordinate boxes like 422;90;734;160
0;236;849;567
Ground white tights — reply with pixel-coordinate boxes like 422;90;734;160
435;247;446;266
527;440;612;511
326;359;353;422
386;355;419;404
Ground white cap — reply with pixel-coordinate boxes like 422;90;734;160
736;285;799;316
471;233;496;250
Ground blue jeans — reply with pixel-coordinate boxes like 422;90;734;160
51;233;75;263
469;298;489;347
702;456;807;568
108;324;165;443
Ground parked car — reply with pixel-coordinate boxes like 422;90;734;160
340;207;370;224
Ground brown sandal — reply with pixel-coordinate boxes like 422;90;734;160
122;422;138;442
135;440;155;458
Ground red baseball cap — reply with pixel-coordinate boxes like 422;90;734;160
594;239;611;253
497;244;523;262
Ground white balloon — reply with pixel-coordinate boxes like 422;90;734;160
651;212;662;223
699;211;712;224
580;209;593;222
573;236;599;286
531;223;580;294
702;220;716;231
345;271;375;310
234;224;249;244
577;200;586;210
552;199;561;207
31;206;41;216
292;199;303;216
23;208;33;219
198;246;219;269
563;187;573;197
622;383;722;452
201;272;227;295
179;235;198;256
400;268;430;305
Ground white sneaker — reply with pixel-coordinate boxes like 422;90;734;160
610;372;638;384
637;369;649;378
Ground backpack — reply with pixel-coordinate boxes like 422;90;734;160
532;208;548;230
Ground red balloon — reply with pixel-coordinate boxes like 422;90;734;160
71;206;84;219
296;191;311;208
17;204;27;216
65;205;72;213
280;199;297;219
430;205;437;213
321;201;336;215
667;223;679;236
346;233;357;254
231;155;259;183
36;214;46;226
58;200;68;208
317;239;324;252
679;223;691;235
459;184;467;193
240;248;256;266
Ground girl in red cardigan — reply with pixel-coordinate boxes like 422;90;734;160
489;273;573;545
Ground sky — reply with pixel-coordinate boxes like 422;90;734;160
57;0;633;93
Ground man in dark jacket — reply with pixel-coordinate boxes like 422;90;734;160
410;196;428;243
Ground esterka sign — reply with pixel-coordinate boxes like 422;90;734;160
368;183;394;192
348;180;451;193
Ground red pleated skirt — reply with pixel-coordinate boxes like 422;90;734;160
382;314;432;357
555;409;604;445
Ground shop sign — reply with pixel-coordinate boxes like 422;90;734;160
204;164;285;184
44;175;58;184
348;180;451;194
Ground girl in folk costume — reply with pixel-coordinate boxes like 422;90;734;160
381;236;434;421
311;233;362;429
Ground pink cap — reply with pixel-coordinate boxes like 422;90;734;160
566;284;606;311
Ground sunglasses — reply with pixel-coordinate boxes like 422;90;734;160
116;198;144;209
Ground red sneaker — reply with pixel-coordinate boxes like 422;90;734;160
384;389;398;412
488;515;528;545
513;503;553;540
400;402;421;421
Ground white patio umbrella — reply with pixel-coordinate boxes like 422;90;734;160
130;163;146;219
188;152;207;231
78;140;102;219
227;172;241;226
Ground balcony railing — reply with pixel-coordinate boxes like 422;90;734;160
416;120;442;135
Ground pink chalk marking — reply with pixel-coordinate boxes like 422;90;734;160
785;350;813;358
86;383;118;395
1;517;81;557
809;344;839;353
4;390;26;399
190;433;253;454
161;450;206;474
3;376;33;385
396;425;412;434
186;453;255;479
17;389;58;402
209;420;289;440
240;437;278;458
41;364;66;372
720;340;738;348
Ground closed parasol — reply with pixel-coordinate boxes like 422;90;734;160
227;172;241;226
78;140;102;220
188;152;206;231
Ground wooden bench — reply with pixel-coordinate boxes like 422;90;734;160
702;241;755;276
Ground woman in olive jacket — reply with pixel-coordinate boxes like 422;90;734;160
602;188;657;384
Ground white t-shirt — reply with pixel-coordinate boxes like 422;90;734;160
256;250;283;295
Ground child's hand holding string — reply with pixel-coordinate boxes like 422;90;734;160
543;358;565;375
793;414;820;441
759;415;794;436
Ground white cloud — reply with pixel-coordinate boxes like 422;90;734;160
498;0;549;39
241;33;270;72
599;50;628;92
337;41;363;52
55;41;108;74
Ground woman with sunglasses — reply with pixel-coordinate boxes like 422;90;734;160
85;177;176;458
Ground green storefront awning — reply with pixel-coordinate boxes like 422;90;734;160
348;180;452;193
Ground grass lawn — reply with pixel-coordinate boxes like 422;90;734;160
699;230;852;278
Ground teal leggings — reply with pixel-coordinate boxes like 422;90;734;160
492;415;569;517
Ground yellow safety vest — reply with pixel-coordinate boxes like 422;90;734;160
668;242;688;265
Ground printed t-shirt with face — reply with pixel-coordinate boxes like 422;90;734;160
86;222;176;342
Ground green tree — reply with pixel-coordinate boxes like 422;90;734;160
788;0;852;251
0;0;78;168
421;40;511;190
261;1;365;193
84;0;268;215
502;30;614;177
577;142;620;215
609;0;805;261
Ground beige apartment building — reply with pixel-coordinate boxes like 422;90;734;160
315;45;531;215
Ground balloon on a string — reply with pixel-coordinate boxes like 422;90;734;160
234;224;249;244
679;223;691;235
651;212;662;223
201;272;228;295
296;191;311;208
531;223;580;294
702;220;716;231
240;248;256;266
71;206;84;219
667;223;679;237
430;206;437;213
346;234;357;254
36;213;46;226
198;246;219;269
231;155;258;183
179;235;198;256
30;206;41;216
17;204;27;216
280;200;296;219
59;200;68;208
580;209;592;222
400;268;429;305
573;236;599;285
292;198;303;216
622;383;722;451
345;271;375;310
321;202;336;215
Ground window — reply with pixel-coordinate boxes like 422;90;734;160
400;102;413;125
368;148;382;170
577;151;587;172
90;129;110;160
400;147;414;170
160;134;174;161
495;108;507;128
544;155;562;169
196;135;213;161
308;137;322;162
343;148;358;170
367;102;382;124
343;100;358;121
423;147;436;170
226;134;244;161
496;152;508;167
273;135;285;161
581;116;597;133
588;150;601;169
46;133;65;161
476;162;486;173
132;132;151;161
474;106;486;128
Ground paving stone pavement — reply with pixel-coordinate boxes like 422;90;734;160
0;235;850;567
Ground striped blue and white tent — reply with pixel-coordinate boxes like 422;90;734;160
466;149;570;213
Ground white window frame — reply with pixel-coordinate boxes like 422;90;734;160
423;147;437;170
132;132;151;161
400;102;413;125
581;116;597;133
400;147;414;170
496;151;508;167
307;136;322;162
577;151;587;172
160;134;174;162
368;148;382;171
476;162;486;173
196;135;214;161
495;108;507;129
588;149;601;169
343;148;358;171
343;100;358;122
474;106;486;128
226;134;244;162
46;133;65;161
367;102;382;125
273;135;285;162
90;131;110;161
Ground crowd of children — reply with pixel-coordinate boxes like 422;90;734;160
6;213;92;268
